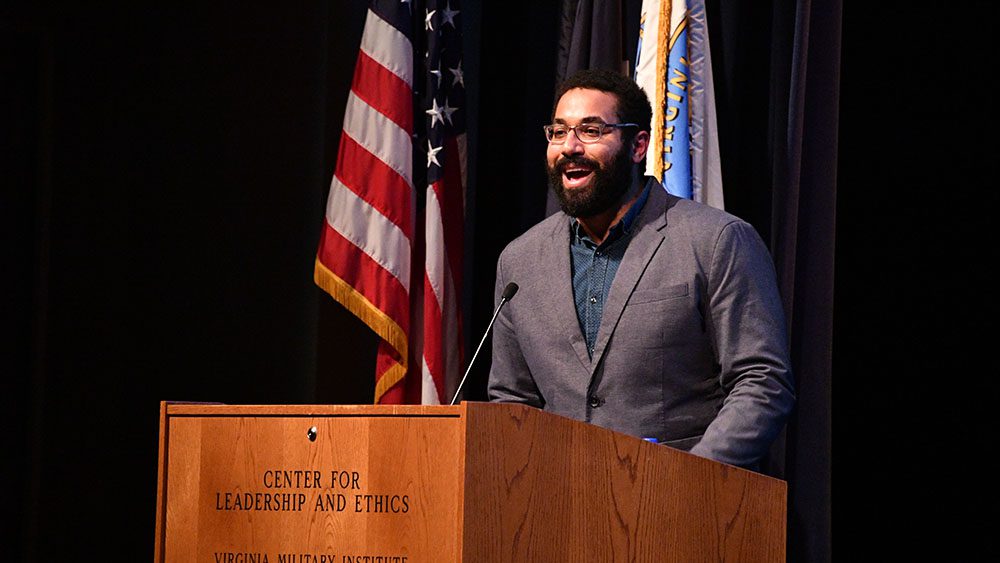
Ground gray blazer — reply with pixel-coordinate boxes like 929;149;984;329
488;180;795;468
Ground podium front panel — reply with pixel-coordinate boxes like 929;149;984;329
156;404;465;563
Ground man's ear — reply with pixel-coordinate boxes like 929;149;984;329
632;130;650;163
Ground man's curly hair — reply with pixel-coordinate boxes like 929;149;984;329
553;69;653;146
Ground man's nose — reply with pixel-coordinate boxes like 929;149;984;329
562;129;585;155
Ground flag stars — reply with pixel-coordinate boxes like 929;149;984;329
429;65;443;88
427;140;443;169
449;61;464;88
441;2;460;28
425;9;436;31
426;98;445;128
441;99;458;125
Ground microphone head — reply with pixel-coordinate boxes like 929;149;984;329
501;282;519;301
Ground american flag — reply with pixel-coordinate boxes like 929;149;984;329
315;0;466;404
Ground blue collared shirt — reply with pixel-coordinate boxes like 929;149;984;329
570;183;651;358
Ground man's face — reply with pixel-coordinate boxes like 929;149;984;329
546;88;640;218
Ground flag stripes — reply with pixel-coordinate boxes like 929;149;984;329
353;50;414;133
335;135;413;239
359;8;413;85
342;92;413;187
323;177;411;291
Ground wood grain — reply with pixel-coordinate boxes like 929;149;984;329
155;402;785;562
156;403;464;562
461;402;786;562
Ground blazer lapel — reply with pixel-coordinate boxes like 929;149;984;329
536;215;593;371
589;184;670;375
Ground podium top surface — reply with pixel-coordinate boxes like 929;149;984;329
162;401;466;417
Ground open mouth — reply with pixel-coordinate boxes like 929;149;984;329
560;162;596;189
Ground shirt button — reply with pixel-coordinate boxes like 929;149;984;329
589;296;597;303
588;396;604;408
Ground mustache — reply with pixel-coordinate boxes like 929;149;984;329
554;155;601;173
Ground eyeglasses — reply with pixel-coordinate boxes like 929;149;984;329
543;122;639;144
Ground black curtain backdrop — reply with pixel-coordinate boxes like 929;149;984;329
3;1;997;561
834;3;997;560
766;2;838;560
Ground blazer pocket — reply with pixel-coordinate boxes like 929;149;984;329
629;282;689;305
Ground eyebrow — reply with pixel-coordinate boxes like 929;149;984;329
552;116;608;125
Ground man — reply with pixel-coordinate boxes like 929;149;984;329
487;69;794;469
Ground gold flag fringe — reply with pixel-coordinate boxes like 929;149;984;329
314;257;409;403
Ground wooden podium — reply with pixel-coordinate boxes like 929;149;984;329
154;401;786;562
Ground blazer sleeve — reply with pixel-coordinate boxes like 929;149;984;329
689;220;796;467
487;251;544;407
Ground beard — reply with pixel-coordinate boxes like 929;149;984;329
547;144;634;218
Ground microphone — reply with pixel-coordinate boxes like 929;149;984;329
449;282;519;406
